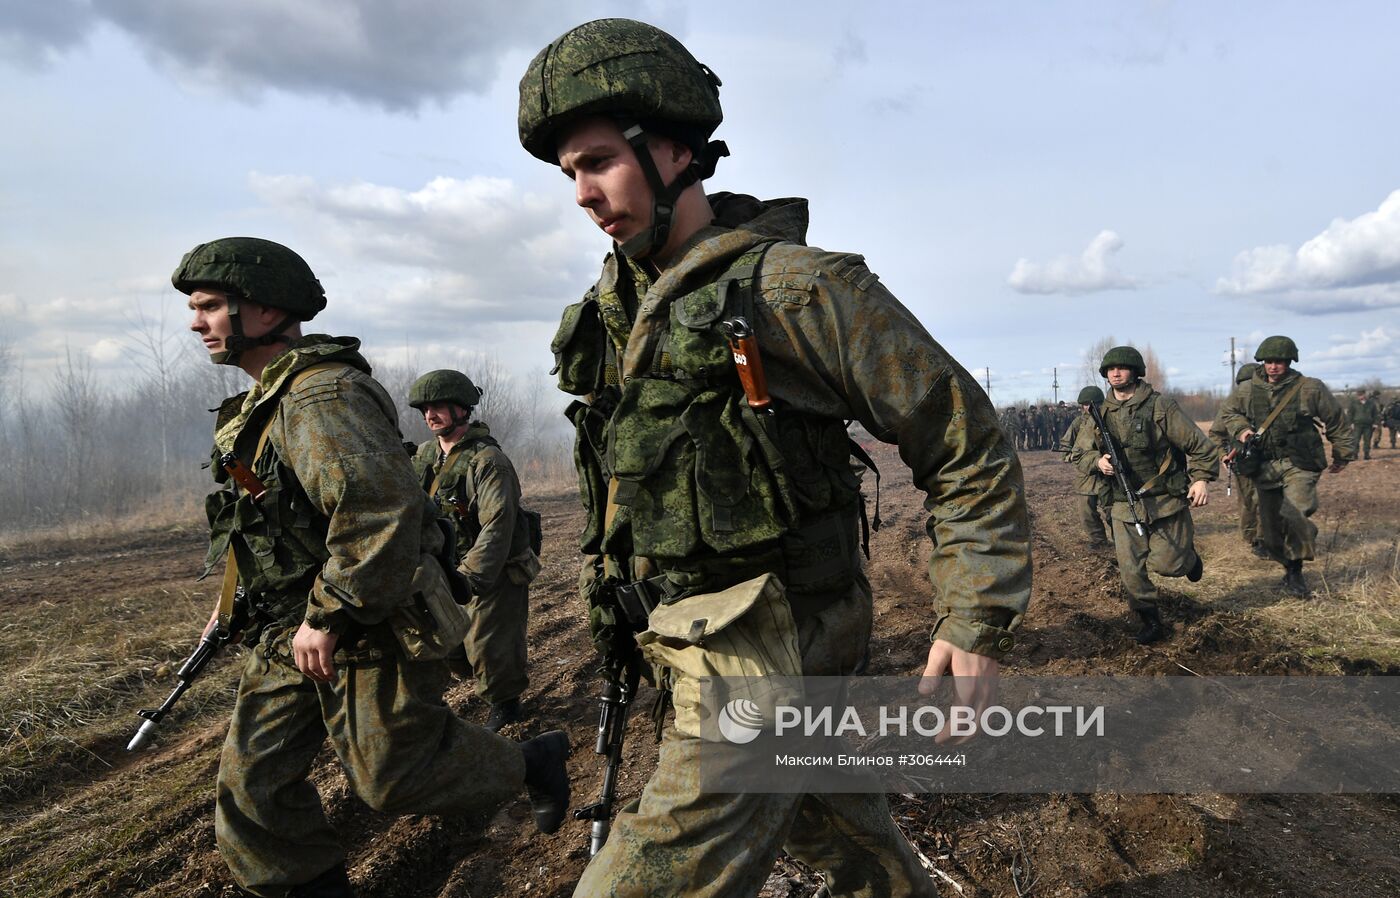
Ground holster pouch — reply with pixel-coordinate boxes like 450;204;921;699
636;573;804;740
390;552;472;661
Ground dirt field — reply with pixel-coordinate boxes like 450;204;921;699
3;440;1398;897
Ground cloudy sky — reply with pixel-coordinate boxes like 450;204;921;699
2;0;1397;405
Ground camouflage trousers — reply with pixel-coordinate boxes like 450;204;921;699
464;577;530;705
1109;504;1200;610
1358;425;1374;459
215;634;525;898
1234;473;1260;546
573;579;936;898
1075;493;1113;548
1252;460;1321;562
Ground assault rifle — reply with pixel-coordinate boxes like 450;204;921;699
573;654;643;856
127;607;244;751
1087;403;1146;536
720;317;772;413
129;451;261;751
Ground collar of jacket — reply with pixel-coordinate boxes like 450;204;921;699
1104;380;1155;412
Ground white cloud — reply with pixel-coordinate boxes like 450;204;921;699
1310;326;1396;362
250;171;601;325
1007;230;1139;295
90;337;124;362
1216;189;1400;295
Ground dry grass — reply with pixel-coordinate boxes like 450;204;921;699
0;490;204;555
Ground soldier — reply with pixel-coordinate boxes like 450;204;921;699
1345;387;1378;460
518;19;1031;897
1217;336;1355;596
1000;405;1022;449
177;238;569;898
408;370;540;732
1072;346;1217;644
1017;407;1033;450
1062;386;1114;554
1384;394;1400;448
1209;363;1266;557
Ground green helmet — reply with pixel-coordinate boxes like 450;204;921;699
1077;386;1105;404
1254;335;1299;362
173;237;326;366
1099;345;1146;378
1236;362;1258;383
172;237;325;320
518;19;726;259
408;370;482;411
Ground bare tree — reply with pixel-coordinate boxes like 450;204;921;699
1141;344;1169;392
1081;335;1116;390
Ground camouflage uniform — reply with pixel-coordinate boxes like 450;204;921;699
556;193;1031;897
1072;380;1218;612
1217;367;1355;565
1209;367;1261;550
206;337;526;896
1061;412;1112;551
1346;392;1379;459
1384;397;1400;448
413;423;538;708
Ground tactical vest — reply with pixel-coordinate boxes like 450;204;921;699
1098;392;1189;501
204;380;339;643
1247;380;1326;472
552;243;864;602
413;434;536;561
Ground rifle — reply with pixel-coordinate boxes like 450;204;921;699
129;451;262;751
573;654;643;856
127;611;242;751
1087;402;1146;536
720;317;772;413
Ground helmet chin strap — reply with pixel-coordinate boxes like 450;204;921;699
209;296;297;367
615;120;728;260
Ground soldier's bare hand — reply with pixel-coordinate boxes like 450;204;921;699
1096;454;1116;476
293;622;339;682
1187;480;1209;507
1237;429;1256;443
919;640;999;745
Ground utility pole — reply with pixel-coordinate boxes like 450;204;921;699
984;368;992;397
1051;367;1059;403
1223;337;1238;385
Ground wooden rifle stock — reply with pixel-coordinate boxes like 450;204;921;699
219;452;267;500
721;317;772;413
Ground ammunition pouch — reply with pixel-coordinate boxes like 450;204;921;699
389;551;471;661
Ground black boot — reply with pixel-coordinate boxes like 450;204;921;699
485;697;523;732
1250;541;1271;560
520;730;571;834
1133;607;1165;645
1186;553;1204;582
1281;560;1309;596
290;864;354;898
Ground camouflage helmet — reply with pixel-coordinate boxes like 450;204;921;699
518;19;727;260
1077;385;1105;404
1099;345;1146;378
1236;362;1259;384
172;237;326;320
518;19;723;163
1254;335;1299;362
408;369;482;411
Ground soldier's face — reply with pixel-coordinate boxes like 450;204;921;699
421;401;466;436
1262;360;1290;381
557;116;691;246
188;289;233;356
1104;366;1136;389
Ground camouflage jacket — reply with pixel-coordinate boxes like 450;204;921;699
412;423;532;595
1385;399;1400;425
1062;413;1109;498
207;335;442;644
1071;381;1219;522
1216;368;1356;468
564;193;1031;658
1346;395;1379;426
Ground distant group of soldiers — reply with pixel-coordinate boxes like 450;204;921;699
1010;340;1365;646
999;401;1077;451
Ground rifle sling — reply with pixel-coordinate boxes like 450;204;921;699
1254;378;1308;438
216;362;346;631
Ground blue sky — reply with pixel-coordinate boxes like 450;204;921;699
2;1;1396;405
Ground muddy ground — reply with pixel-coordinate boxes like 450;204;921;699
3;441;1398;897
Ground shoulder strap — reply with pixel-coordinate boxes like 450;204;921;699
1257;378;1308;436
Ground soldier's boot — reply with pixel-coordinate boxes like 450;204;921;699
1251;541;1271;560
1281;560;1309;597
485;697;523;732
1133;608;1166;645
1186;552;1204;583
289;864;354;898
520;730;571;834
